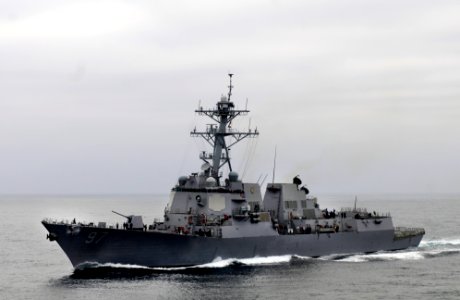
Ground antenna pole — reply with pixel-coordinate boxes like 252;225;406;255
256;174;263;183
228;73;233;101
272;146;277;184
261;174;268;186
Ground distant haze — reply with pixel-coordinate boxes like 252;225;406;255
1;0;459;194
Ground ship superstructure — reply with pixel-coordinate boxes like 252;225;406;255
42;75;425;268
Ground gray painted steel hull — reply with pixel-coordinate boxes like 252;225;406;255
43;222;423;268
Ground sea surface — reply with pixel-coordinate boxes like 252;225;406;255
1;194;459;300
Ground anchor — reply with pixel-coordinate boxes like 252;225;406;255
46;233;57;241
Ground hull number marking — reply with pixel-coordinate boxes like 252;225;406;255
85;232;108;244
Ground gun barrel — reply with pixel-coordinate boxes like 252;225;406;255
112;210;129;219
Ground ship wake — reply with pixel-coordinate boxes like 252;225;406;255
332;237;460;263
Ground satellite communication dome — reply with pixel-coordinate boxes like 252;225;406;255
205;177;217;187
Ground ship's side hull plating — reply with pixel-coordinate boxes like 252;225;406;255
43;222;423;268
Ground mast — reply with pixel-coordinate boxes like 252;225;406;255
190;74;259;183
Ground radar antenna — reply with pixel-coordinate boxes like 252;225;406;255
191;74;259;184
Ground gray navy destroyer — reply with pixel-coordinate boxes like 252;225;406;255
42;74;425;268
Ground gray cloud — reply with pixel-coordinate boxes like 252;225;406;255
0;0;459;194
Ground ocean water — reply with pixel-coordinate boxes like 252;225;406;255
1;194;459;300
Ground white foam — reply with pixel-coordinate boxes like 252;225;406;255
423;249;460;256
76;262;151;270
291;254;313;261
237;255;293;266
75;256;297;272
335;255;367;263
196;257;235;268
369;251;425;261
155;257;238;270
153;266;189;271
154;255;297;271
337;251;425;263
318;254;347;261
420;238;460;247
333;237;460;263
188;255;295;268
95;262;151;269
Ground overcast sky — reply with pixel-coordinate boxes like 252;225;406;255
1;0;459;195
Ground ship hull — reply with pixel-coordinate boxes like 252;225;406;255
42;222;423;268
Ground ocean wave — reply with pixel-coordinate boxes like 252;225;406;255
422;249;460;258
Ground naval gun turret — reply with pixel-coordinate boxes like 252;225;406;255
112;210;144;230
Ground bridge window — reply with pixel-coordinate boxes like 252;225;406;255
284;200;298;209
301;200;307;208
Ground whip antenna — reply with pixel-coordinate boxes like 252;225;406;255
272;146;277;184
228;73;233;101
